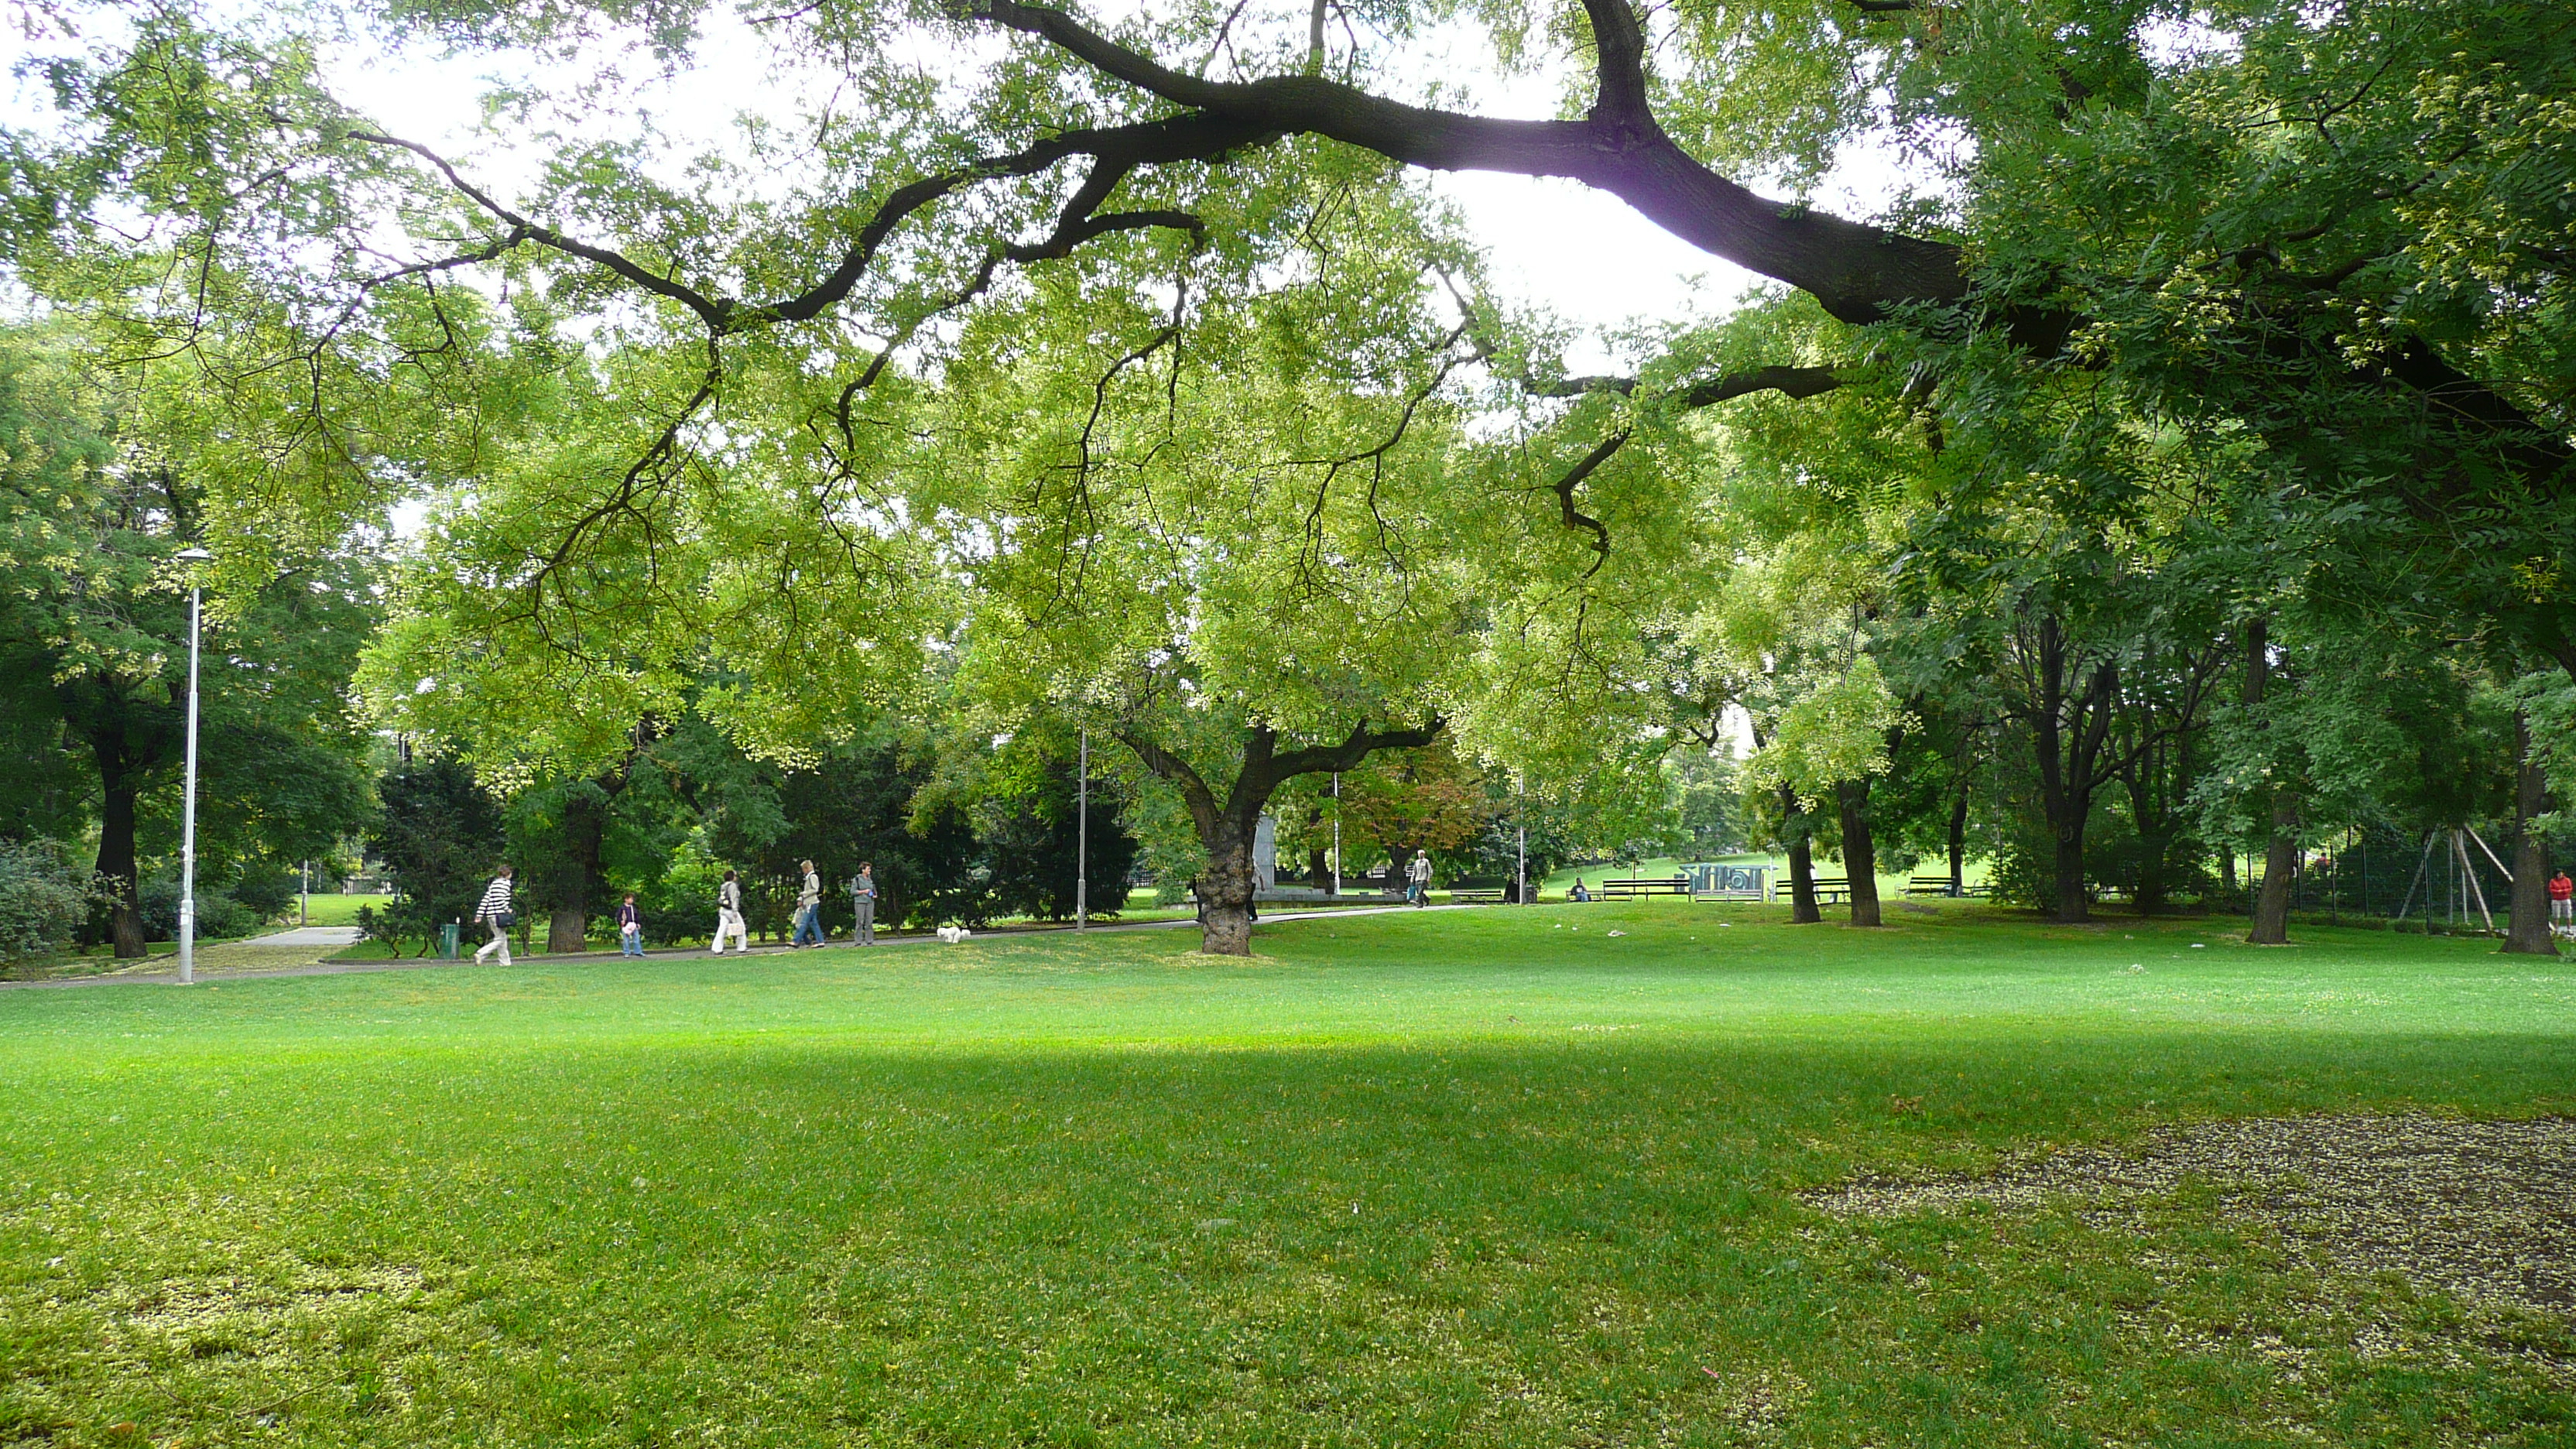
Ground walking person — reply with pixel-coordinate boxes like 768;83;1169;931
713;869;749;955
792;859;825;948
472;864;516;965
617;893;644;957
1405;849;1432;907
2551;868;2574;937
851;863;877;946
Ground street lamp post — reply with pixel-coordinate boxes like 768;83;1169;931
174;546;211;985
1074;729;1088;930
1331;772;1341;897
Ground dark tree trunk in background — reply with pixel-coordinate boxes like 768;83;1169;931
94;746;147;958
2243;618;2297;945
1779;783;1821;924
2505;707;2559;956
2025;614;2115;924
1307;847;1331;890
2251;803;2300;944
1946;791;1968;896
1836;779;1882;927
546;790;603;954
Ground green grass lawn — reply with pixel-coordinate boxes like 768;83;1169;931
4;903;2570;1446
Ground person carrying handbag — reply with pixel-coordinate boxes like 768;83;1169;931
473;864;516;965
713;870;750;954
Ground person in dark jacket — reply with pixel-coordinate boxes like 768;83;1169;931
617;894;643;957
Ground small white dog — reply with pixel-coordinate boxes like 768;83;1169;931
937;925;973;944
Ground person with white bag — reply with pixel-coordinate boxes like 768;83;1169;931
713;869;750;954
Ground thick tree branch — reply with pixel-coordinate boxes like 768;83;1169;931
1550;428;1625;576
1116;728;1222;840
1578;0;1651;128
1677;365;1845;407
1524;363;1844;407
966;0;1967;324
1243;717;1447;807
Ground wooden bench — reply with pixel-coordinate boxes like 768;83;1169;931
1772;875;1851;904
1447;889;1504;904
1905;875;1958;897
1599;878;1692;898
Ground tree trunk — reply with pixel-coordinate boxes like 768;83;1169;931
2052;824;2091;924
2132;830;2174;916
1307;846;1331;890
2503;707;2558;956
1946;791;1968;896
1197;817;1257;955
1836;779;1882;927
547;790;604;954
2243;618;2296;946
1779;784;1821;923
1118;718;1444;955
2250;807;2299;944
94;749;148;959
2029;615;2096;923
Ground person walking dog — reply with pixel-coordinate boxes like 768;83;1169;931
713;869;749;954
851;863;877;946
792;859;826;948
472;864;516;965
1405;849;1432;907
617;893;644;957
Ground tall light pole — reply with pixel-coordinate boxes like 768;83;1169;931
1074;729;1088;930
174;546;211;985
1331;772;1341;897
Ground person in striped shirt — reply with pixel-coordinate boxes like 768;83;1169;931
473;864;516;966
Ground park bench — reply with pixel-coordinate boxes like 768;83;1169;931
1599;878;1691;898
1447;889;1504;904
1772;875;1851;904
1905;875;1960;897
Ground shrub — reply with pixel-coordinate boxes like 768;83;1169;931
139;874;258;942
228;866;300;923
0;839;94;968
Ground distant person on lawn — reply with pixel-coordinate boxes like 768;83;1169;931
1571;878;1590;903
618;893;643;957
472;864;516;966
851;863;877;945
2553;868;2574;930
792;858;825;948
714;869;749;955
1406;850;1432;906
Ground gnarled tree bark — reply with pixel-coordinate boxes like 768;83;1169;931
1119;717;1442;954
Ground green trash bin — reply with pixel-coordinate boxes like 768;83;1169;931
439;922;461;960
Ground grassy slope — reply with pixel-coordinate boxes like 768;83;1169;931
2;903;2571;1446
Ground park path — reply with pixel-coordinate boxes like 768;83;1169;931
0;905;1482;992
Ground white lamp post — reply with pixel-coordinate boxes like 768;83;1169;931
173;546;211;985
1075;729;1089;930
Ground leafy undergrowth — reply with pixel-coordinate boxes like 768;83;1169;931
2;903;2571;1445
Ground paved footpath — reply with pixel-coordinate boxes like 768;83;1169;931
1;904;1482;991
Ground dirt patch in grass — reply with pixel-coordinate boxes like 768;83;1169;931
1810;1115;2576;1317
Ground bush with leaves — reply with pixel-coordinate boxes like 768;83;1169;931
0;839;96;970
